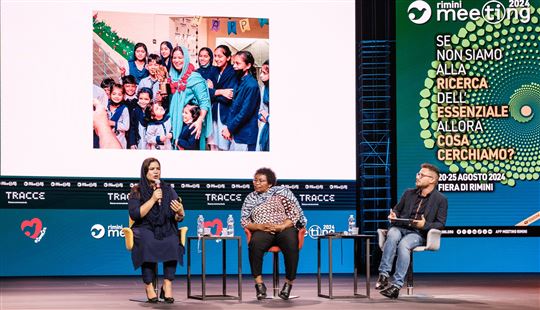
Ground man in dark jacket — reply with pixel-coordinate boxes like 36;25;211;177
377;163;448;299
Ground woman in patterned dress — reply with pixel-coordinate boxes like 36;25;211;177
241;168;307;300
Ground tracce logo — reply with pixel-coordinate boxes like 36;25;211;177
408;0;432;24
91;224;106;239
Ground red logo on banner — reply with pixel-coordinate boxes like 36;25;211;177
21;218;42;239
204;219;223;236
20;218;47;243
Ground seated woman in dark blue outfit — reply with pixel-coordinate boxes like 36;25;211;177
128;157;185;303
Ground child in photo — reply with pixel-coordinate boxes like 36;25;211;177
128;87;152;150
122;75;138;111
107;83;130;149
138;54;162;101
176;104;201;150
100;78;115;101
145;103;172;150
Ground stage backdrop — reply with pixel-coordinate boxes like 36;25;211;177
0;0;357;276
1;178;357;276
397;0;539;271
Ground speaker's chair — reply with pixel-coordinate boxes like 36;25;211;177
377;228;441;295
244;227;306;298
122;218;188;298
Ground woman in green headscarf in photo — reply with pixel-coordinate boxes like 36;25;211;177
168;45;212;150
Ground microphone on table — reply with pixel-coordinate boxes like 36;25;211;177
155;179;162;206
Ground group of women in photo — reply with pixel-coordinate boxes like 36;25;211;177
93;41;270;152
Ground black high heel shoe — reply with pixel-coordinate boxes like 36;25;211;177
278;282;292;300
255;283;267;300
160;286;175;304
146;286;158;303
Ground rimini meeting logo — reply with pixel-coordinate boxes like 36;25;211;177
408;0;433;24
91;223;125;239
408;0;531;24
91;224;106;239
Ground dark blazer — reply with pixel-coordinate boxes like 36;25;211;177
225;74;260;145
176;122;199;150
393;188;448;236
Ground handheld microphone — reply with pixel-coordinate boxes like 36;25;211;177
155;179;162;206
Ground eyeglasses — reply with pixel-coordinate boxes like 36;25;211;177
416;172;434;179
253;178;268;184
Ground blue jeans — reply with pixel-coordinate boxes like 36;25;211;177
378;226;425;288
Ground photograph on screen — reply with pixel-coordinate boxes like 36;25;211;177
93;12;270;152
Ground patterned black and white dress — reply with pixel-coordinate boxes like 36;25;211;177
241;186;307;228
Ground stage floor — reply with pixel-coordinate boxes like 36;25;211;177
1;274;538;309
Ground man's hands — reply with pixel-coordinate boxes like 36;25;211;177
388;209;397;220
412;215;426;229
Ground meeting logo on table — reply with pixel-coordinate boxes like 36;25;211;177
307;224;336;240
20;217;47;243
90;223;125;239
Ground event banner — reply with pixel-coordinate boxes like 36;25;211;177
2;209;359;276
397;0;539;228
0;177;355;211
396;0;539;271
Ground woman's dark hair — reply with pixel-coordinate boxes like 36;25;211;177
255;167;277;186
235;51;257;77
130;157;160;199
170;46;185;72
215;45;232;58
160;41;173;66
199;47;213;57
137;87;153;100
171;46;184;56
160;41;173;55
132;42;148;61
197;47;214;69
263;59;269;66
